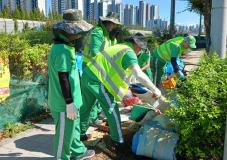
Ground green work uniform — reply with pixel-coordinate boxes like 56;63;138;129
48;44;86;160
82;24;116;124
80;43;138;143
151;37;185;86
137;50;153;81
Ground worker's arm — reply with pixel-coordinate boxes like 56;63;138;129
55;52;77;120
90;28;104;56
171;57;185;79
141;61;150;71
58;72;78;120
130;64;161;98
171;57;180;73
170;44;185;79
58;72;73;104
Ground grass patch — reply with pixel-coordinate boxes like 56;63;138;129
2;122;34;138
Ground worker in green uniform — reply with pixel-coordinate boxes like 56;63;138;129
81;12;121;137
151;35;196;86
80;34;161;156
47;9;95;160
137;49;153;81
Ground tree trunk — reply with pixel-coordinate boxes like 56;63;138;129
204;13;211;52
203;0;212;52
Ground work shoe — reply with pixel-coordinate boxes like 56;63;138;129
72;150;95;160
107;140;126;155
80;134;92;141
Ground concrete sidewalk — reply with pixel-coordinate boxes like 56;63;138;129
0;50;204;160
181;49;204;71
0;118;55;160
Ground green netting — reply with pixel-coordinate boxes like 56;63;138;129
0;75;48;129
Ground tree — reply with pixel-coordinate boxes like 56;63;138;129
13;7;21;19
20;7;26;19
2;6;10;18
41;10;46;21
183;0;212;50
24;10;29;20
48;8;53;20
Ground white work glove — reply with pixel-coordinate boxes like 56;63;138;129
66;103;78;120
131;64;161;99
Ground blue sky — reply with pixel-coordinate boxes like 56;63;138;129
123;0;200;25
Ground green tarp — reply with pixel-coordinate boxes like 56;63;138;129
0;75;48;129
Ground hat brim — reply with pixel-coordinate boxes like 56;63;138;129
190;44;196;49
133;37;147;49
136;41;147;49
53;20;93;35
99;16;122;25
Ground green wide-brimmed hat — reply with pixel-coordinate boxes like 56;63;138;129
125;33;147;49
53;9;93;35
99;12;122;25
185;35;197;49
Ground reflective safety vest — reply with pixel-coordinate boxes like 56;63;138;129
85;44;134;101
83;26;114;63
156;37;185;62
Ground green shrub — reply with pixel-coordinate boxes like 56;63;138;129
18;30;53;45
0;32;51;80
8;44;50;79
166;54;227;159
147;36;159;52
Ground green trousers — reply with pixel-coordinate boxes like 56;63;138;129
51;111;87;160
150;56;166;86
89;100;102;123
80;71;124;143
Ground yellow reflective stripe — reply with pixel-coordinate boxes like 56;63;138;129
157;47;168;62
101;50;125;80
101;48;132;82
164;43;171;60
84;54;124;100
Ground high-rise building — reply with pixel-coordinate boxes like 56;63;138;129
52;0;64;14
83;0;90;19
150;5;159;20
146;3;150;22
0;0;2;11
51;0;83;15
98;0;108;17
1;0;47;15
139;0;146;27
111;0;115;12
73;0;83;16
129;5;135;25
2;0;17;11
89;2;94;20
93;0;99;21
116;2;123;23
135;5;139;25
32;0;46;15
124;4;129;25
147;19;167;31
